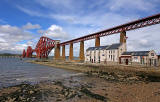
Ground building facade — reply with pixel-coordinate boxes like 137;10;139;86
85;31;159;66
85;43;126;64
85;45;159;66
120;50;158;66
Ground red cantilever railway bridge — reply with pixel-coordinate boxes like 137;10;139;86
22;13;160;61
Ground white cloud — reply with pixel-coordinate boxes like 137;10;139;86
0;25;32;42
16;5;43;17
22;22;41;30
126;24;160;53
0;19;7;24
108;0;157;12
0;24;35;53
11;0;160;55
40;25;70;40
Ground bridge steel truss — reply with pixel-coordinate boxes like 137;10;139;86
34;36;57;58
24;36;57;58
60;13;160;45
23;13;160;60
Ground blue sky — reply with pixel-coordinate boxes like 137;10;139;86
0;0;160;56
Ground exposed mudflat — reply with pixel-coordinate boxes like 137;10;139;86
1;59;160;102
1;71;160;102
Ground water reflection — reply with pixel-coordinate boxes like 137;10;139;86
0;57;77;88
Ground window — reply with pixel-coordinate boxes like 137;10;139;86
111;55;112;60
133;56;138;62
113;55;114;61
151;53;154;56
134;57;138;59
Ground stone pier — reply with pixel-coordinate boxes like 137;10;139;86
69;43;73;60
54;44;60;59
79;41;84;61
95;37;100;47
62;45;66;60
120;31;126;43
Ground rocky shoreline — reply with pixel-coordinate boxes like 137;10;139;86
1;60;160;102
1;69;160;102
0;76;109;102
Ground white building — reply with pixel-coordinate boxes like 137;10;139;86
120;50;159;66
85;43;159;66
85;43;126;64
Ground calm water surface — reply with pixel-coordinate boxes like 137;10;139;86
0;57;79;88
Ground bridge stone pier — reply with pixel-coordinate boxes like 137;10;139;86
54;41;61;59
79;41;84;61
69;43;73;60
62;45;66;60
120;31;126;43
95;37;100;47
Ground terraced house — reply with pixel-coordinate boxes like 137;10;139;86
85;31;127;65
85;32;159;66
85;43;126;64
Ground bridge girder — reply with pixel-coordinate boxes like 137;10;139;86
23;13;160;59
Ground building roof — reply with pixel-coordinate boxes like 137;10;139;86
86;43;121;51
86;46;109;51
107;43;122;50
122;51;150;56
121;52;133;55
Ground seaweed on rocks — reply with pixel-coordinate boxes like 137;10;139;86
0;83;43;102
80;86;108;102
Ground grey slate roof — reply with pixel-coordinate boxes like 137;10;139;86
107;43;122;50
86;43;121;51
86;46;109;51
122;51;150;56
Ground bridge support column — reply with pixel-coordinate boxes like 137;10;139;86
120;31;127;54
62;45;66;60
95;37;100;47
79;41;84;61
69;43;73;61
54;44;60;59
120;31;126;44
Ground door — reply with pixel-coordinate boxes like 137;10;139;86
119;57;121;64
149;59;151;66
126;59;128;65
